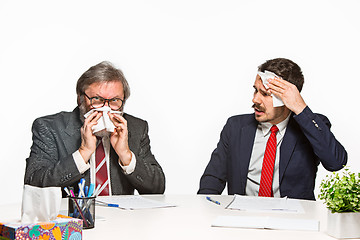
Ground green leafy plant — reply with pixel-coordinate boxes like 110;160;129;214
318;167;360;213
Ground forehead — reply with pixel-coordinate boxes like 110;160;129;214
86;81;124;97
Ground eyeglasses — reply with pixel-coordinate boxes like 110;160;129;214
83;93;124;111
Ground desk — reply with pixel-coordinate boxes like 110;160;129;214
1;195;334;240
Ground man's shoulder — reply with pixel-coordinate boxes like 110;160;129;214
227;113;256;125
33;108;80;129
123;113;147;127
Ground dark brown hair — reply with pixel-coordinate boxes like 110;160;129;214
258;58;304;92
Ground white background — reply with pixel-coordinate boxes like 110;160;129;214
1;0;359;205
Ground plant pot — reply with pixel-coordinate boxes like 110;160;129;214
327;210;360;238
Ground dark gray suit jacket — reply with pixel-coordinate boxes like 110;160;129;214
24;107;165;196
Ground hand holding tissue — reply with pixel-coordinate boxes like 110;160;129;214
257;70;284;107
84;106;123;134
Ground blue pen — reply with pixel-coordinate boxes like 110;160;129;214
87;183;95;197
206;196;221;205
84;186;89;197
96;200;119;208
107;203;119;207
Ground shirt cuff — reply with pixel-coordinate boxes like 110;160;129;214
73;150;90;174
119;151;136;174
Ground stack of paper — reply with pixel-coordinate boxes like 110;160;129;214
226;194;304;213
212;216;319;231
96;196;176;210
213;195;318;231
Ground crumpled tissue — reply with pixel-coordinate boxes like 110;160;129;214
257;70;284;107
84;106;122;133
21;185;62;224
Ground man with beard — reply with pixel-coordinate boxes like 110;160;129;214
198;58;347;200
24;61;165;197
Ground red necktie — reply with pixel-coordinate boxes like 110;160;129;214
258;125;279;197
95;139;110;196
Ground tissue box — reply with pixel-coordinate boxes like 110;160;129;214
0;215;82;240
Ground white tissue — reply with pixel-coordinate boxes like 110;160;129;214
21;185;62;224
257;70;284;107
84;106;122;133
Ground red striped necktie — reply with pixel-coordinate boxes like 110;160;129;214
95;139;110;196
258;125;279;197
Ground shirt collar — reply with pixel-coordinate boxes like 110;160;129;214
259;113;291;137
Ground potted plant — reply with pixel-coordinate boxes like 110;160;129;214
318;167;360;238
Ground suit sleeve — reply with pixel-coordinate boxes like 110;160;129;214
197;119;231;194
124;121;165;194
24;118;83;187
293;106;347;171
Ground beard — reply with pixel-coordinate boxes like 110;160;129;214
78;100;111;138
93;129;111;138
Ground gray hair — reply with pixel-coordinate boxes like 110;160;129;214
76;61;131;108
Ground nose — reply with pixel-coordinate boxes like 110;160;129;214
252;92;261;105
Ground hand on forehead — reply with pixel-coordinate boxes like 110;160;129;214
256;71;285;107
257;70;282;89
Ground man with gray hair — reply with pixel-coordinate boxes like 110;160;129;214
25;61;165;196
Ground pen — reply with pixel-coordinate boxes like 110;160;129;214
206;196;221;205
78;179;86;197
84;186;89;197
87;183;95;197
64;187;70;196
93;184;101;197
69;189;89;228
96;200;119;208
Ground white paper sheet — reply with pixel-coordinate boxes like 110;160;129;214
212;216;319;231
226;195;304;213
96;196;176;210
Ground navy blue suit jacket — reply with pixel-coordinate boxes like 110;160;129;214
198;107;347;200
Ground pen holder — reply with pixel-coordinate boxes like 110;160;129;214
68;196;96;229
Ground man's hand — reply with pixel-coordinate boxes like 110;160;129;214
268;78;307;115
108;113;132;166
79;111;102;163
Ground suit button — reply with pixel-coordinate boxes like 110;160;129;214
136;175;143;182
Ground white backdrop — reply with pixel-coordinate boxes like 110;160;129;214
1;0;359;205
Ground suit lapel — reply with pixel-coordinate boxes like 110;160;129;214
62;107;82;155
279;117;298;184
123;113;132;148
238;117;258;188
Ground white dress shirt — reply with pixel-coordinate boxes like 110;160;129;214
72;136;136;196
245;114;291;197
